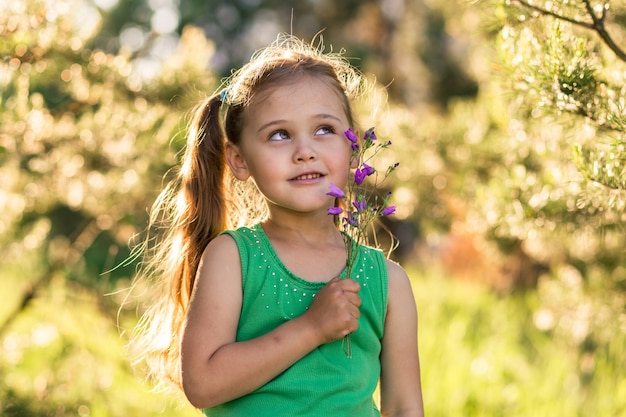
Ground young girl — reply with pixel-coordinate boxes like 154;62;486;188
132;34;424;417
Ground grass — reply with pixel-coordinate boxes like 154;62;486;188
412;266;626;417
0;272;199;417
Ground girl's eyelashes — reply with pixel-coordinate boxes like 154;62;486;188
268;130;290;141
315;125;336;136
266;125;337;141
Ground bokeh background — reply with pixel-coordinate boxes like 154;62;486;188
1;0;625;416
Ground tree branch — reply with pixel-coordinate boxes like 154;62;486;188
512;0;626;62
582;0;626;61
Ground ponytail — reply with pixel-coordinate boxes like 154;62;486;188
129;93;229;391
176;93;227;306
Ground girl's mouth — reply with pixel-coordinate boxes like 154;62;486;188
291;173;323;181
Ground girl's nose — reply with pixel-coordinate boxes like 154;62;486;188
293;137;317;162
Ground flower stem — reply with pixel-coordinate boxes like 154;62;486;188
342;334;352;358
342;239;358;359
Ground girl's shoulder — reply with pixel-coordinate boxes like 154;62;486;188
385;258;411;289
201;233;240;263
214;224;264;277
221;224;261;242
384;258;408;280
219;224;264;253
383;258;415;313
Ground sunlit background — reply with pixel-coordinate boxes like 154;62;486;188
1;0;625;416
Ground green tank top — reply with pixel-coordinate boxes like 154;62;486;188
202;224;388;417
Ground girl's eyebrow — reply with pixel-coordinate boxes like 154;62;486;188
315;113;343;123
256;113;343;135
256;119;287;135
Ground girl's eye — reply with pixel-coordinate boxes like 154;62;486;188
268;130;290;141
315;126;335;136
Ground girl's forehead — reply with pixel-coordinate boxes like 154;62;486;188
247;76;348;116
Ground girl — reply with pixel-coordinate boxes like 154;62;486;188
132;35;424;417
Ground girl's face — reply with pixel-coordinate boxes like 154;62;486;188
226;75;353;217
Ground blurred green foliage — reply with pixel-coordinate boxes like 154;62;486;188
1;0;625;415
415;267;626;417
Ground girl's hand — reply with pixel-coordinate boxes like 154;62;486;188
301;277;361;344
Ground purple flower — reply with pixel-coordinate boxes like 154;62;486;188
344;129;358;143
353;198;366;212
354;163;375;185
325;125;397;358
345;212;359;227
326;183;345;198
386;163;399;175
354;169;367;185
364;163;375;174
364;128;377;143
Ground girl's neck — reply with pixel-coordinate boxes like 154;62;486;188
261;213;342;247
260;213;347;282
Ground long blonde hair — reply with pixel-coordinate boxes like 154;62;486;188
129;34;366;390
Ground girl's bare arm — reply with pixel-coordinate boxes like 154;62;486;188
379;260;425;417
180;234;361;409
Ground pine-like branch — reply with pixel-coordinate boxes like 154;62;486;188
512;0;626;61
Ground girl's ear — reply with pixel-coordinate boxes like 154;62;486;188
225;142;250;180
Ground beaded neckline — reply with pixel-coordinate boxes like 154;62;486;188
251;223;348;289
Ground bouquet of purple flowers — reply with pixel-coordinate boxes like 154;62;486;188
326;127;398;357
